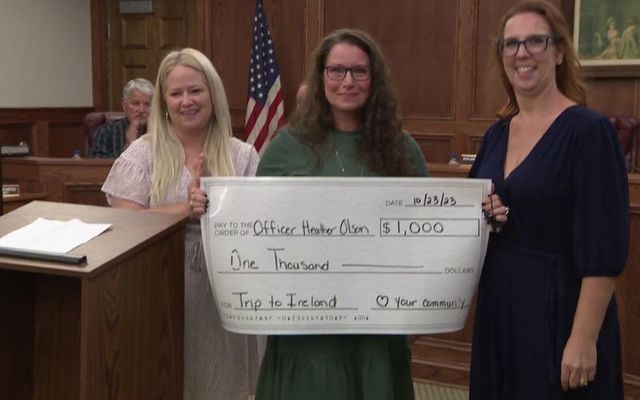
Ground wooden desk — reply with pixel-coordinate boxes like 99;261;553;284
3;192;48;213
0;201;186;399
427;162;471;178
2;157;113;207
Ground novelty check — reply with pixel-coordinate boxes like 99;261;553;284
201;177;491;335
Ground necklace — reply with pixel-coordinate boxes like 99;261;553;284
332;135;364;176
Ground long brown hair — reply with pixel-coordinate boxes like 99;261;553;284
289;28;415;176
495;0;586;119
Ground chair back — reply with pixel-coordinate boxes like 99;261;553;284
84;112;126;156
611;116;639;172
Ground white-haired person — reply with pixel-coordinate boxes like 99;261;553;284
102;48;262;400
90;78;155;158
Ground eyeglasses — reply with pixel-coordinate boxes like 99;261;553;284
324;65;370;81
496;34;560;56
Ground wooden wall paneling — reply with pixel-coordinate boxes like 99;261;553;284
158;4;187;51
81;231;184;399
63;183;109;207
195;0;212;52
33;276;81;399
3;193;49;214
586;79;637;118
618;176;640;397
456;0;479;123
0;124;32;148
466;132;484;154
0;270;36;400
108;0;124;110
120;15;152;84
30;121;49;157
304;0;324;62
0;272;83;399
412;132;456;164
209;0;258;131
0;109;91;158
90;0;108;111
186;0;198;50
107;0;195;111
636;81;640;121
264;0;307;119
3;161;42;194
2;157;113;205
472;0;512;120
208;0;307;135
48;122;86;158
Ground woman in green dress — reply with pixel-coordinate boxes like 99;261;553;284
253;28;427;400
189;28;428;399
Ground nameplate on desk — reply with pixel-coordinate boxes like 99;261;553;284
201;177;491;335
2;184;20;197
460;153;476;164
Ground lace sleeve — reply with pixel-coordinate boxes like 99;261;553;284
231;137;260;177
102;138;152;207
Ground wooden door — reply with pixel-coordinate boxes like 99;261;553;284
107;0;197;110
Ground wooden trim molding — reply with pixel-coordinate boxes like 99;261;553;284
90;0;107;110
0;108;93;158
305;0;324;63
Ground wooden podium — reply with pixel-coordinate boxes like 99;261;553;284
0;201;187;399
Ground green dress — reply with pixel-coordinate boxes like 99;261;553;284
255;129;428;400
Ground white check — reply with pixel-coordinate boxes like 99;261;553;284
201;177;491;335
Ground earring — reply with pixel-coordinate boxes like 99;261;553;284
165;111;171;122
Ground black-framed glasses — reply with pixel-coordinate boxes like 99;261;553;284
496;34;560;56
324;65;370;81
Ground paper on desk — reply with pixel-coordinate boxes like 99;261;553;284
0;218;111;253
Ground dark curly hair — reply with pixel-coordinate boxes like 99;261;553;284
288;28;415;177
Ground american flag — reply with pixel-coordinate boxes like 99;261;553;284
244;0;284;155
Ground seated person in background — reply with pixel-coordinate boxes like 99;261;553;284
89;78;154;158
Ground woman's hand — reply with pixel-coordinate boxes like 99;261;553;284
189;186;208;218
482;185;509;231
559;276;614;391
560;334;597;391
188;153;209;218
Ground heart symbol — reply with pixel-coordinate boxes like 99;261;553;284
376;295;389;308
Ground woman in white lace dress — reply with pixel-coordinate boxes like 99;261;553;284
102;48;262;400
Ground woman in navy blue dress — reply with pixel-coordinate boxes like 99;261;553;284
469;1;629;399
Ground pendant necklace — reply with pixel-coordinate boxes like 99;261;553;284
332;135;364;176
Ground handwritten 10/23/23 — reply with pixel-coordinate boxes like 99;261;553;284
212;190;466;238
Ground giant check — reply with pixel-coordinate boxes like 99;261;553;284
201;177;491;334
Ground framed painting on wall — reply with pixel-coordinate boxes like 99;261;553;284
573;0;640;77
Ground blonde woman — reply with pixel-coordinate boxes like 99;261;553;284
102;48;262;400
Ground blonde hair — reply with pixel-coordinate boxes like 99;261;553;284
147;48;235;205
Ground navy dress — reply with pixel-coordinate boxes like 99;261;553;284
468;106;629;400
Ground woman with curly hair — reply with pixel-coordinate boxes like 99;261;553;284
254;28;428;400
